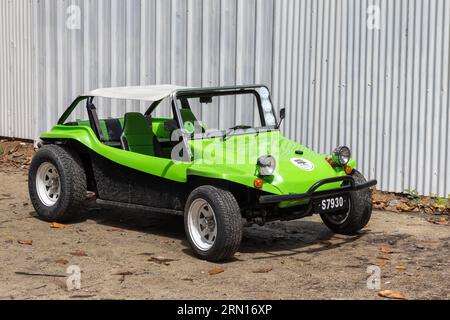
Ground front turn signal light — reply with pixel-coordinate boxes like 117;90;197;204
253;177;264;189
344;165;353;175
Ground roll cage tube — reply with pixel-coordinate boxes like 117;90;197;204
144;99;163;116
170;91;193;162
56;96;105;142
57;96;89;125
86;98;105;142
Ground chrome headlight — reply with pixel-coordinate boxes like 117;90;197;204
257;155;276;176
332;146;351;166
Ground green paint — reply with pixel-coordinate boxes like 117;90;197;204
41;124;356;208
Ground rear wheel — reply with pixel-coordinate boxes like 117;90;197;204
28;145;87;222
184;186;243;261
320;170;372;235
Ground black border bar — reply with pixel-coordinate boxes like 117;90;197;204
259;176;378;204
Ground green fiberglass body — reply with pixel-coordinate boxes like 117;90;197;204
29;85;377;261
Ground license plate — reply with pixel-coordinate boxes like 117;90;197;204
314;194;349;213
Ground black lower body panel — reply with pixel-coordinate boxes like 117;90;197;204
89;151;187;211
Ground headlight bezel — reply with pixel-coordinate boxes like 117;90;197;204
257;155;276;176
332;146;351;166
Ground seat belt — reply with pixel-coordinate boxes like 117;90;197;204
87;100;105;142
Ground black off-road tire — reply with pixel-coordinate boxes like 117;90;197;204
28;145;87;222
184;186;243;261
320;170;372;235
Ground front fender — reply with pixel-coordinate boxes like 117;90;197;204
187;164;283;195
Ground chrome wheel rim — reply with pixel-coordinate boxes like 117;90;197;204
36;162;61;207
327;201;351;225
187;199;217;251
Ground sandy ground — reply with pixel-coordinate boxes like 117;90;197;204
0;165;449;300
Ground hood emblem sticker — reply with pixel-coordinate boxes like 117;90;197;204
290;158;315;172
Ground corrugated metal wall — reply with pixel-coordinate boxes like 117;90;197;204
0;0;449;197
33;0;274;129
271;0;450;197
0;0;34;139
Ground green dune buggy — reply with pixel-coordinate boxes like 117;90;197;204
29;85;376;261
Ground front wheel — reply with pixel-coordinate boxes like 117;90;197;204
28;145;87;222
184;186;243;261
320;170;372;235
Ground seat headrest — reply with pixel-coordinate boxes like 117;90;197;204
123;112;151;134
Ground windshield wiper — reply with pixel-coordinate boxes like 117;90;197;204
222;126;254;141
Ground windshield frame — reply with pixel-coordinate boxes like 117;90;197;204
171;85;278;141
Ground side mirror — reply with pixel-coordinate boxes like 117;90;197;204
280;108;285;120
276;108;286;129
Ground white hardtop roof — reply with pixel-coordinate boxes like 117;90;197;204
82;84;193;102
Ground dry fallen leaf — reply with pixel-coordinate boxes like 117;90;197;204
372;201;388;210
18;240;33;245
378;290;407;300
427;217;449;225
433;204;447;211
208;267;225;275
379;247;394;254
373;261;388;267
396;202;413;212
55;259;69;265
376;255;390;260
70;250;87;257
424;207;434;214
252;268;273;274
396;264;407;271
50;222;66;229
148;256;177;266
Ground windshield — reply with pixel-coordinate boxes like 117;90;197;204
176;87;277;139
